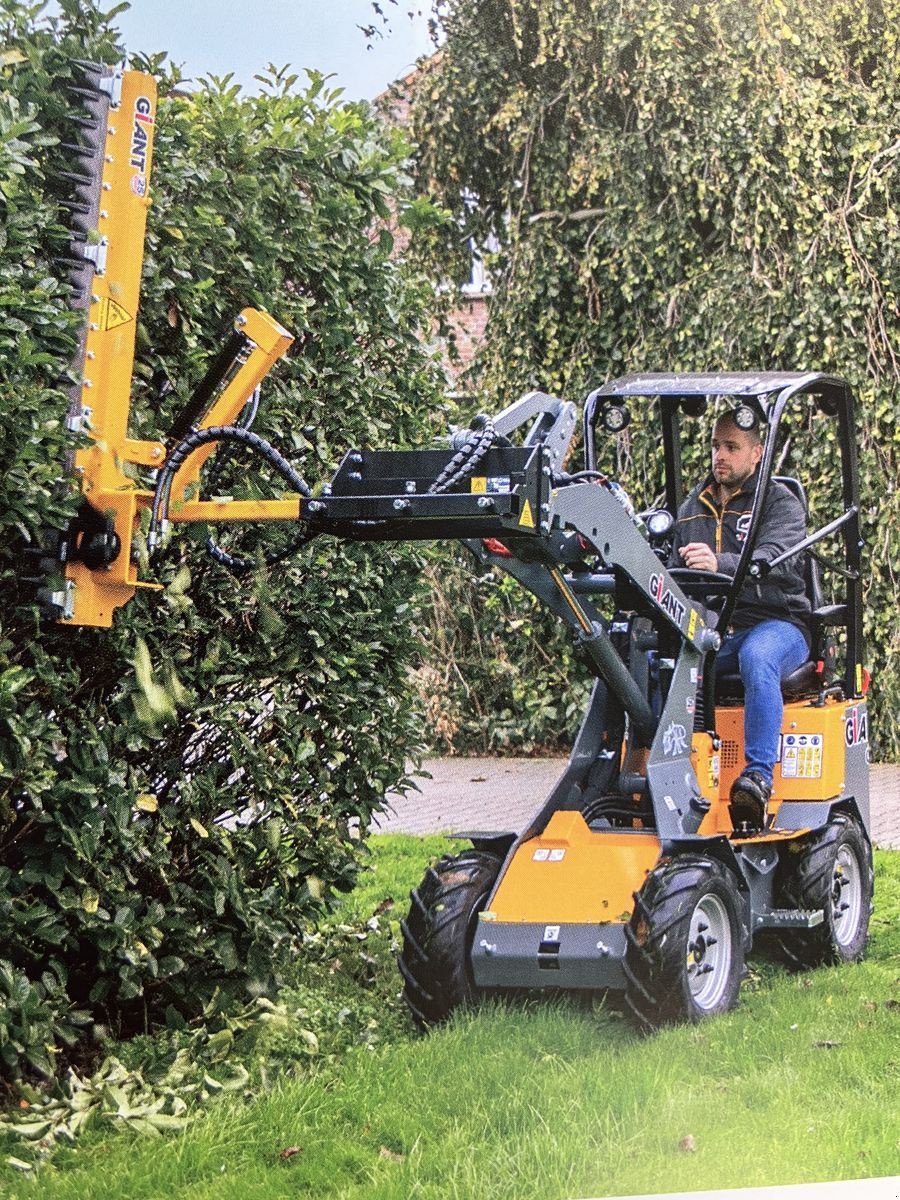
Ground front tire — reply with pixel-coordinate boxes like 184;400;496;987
624;857;746;1030
398;848;502;1028
775;812;873;968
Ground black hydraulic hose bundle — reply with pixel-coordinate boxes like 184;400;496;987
148;424;312;572
427;413;496;495
198;394;310;571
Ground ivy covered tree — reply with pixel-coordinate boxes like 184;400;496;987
409;0;900;757
0;0;443;1079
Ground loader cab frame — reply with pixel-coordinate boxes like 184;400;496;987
583;372;866;712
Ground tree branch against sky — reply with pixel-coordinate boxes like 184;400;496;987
54;0;437;98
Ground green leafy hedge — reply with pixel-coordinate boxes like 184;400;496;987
0;1;443;1080
409;0;900;758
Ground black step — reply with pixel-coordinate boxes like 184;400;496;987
761;908;825;929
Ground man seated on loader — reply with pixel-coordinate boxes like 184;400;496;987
670;411;810;831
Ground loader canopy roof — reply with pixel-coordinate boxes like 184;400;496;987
596;370;843;398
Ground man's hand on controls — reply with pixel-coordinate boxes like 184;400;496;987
679;542;718;571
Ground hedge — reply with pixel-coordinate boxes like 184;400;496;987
0;0;443;1080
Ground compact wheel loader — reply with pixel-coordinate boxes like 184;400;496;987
40;63;873;1032
394;375;873;1029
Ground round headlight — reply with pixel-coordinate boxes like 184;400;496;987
602;404;630;433
646;509;674;538
733;403;757;431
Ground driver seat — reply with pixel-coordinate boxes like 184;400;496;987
714;477;844;702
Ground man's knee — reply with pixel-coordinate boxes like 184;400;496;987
738;647;781;689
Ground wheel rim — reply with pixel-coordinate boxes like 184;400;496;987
831;844;863;947
686;893;733;1010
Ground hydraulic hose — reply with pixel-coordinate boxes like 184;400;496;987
427;413;496;495
148;424;312;571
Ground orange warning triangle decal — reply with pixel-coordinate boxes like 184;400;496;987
98;297;133;331
519;498;535;528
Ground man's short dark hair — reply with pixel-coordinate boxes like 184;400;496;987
713;410;762;445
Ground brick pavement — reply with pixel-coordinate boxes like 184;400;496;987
376;758;900;849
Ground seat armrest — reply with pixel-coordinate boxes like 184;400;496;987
812;604;848;625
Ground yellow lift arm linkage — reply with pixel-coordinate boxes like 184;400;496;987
53;65;295;628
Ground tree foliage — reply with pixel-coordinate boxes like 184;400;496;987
410;0;900;757
0;0;443;1080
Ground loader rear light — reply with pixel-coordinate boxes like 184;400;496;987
861;667;871;695
482;538;511;557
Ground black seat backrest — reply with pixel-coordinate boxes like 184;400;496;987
772;476;842;685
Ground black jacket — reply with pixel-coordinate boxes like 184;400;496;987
669;471;811;643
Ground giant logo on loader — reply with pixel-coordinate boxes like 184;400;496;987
844;705;868;747
129;95;154;195
649;572;686;627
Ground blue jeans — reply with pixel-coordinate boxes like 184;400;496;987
716;620;809;784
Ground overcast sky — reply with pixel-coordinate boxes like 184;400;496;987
109;0;437;100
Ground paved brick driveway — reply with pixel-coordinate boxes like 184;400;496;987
376;759;900;849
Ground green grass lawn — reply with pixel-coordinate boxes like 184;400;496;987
3;837;899;1199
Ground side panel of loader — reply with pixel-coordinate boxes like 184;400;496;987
484;810;661;924
715;698;869;806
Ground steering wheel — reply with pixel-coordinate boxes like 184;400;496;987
668;566;734;599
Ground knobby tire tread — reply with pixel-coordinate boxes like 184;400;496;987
399;849;502;1028
624;856;744;1030
775;812;873;969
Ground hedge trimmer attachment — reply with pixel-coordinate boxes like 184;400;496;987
40;64;300;625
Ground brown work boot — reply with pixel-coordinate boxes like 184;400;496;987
728;771;772;834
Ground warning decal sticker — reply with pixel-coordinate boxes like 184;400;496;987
781;733;823;779
97;297;133;331
519;498;535;528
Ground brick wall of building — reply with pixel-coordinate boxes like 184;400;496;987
446;295;489;384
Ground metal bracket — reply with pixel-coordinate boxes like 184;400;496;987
82;237;109;276
65;404;93;434
99;67;124;108
48;579;77;621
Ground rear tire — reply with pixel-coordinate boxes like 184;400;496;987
775;812;873;968
398;848;502;1027
624;857;745;1030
